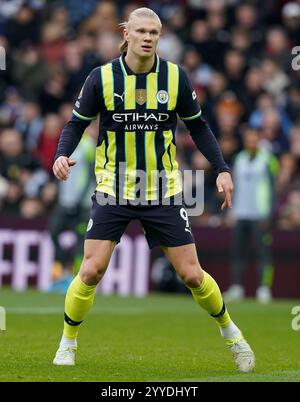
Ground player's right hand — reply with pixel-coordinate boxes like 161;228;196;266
52;156;76;181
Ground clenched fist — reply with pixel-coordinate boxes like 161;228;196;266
52;156;76;181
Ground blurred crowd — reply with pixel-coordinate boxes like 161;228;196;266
0;0;300;230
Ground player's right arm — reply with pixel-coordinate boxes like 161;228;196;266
53;67;102;181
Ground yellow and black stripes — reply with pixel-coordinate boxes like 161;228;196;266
124;131;137;199
144;131;158;200
95;132;117;197
146;72;158;110
161;129;181;197
167;62;179;111
94;56;185;200
105;131;116;173
101;63;115;111
124;75;136;110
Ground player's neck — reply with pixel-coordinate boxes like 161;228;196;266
124;51;155;74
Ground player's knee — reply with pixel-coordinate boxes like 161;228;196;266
183;275;202;288
181;265;204;288
80;255;107;284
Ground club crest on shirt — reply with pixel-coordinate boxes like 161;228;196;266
136;89;147;105
157;90;169;104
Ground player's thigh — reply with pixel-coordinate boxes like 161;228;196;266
161;243;204;285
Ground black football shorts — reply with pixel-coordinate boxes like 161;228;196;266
85;192;195;249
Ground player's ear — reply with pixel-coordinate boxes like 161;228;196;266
123;25;130;41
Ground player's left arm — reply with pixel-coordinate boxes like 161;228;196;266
176;67;233;210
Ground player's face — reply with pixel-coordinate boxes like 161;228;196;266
125;17;161;58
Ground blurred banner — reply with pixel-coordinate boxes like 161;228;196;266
0;216;150;296
0;216;300;298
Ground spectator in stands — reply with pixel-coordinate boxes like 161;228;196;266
63;41;92;98
0;127;44;215
181;46;213;88
14;102;44;151
265;26;292;72
0;128;32;181
277;153;298;195
286;87;300;123
223;49;247;100
234;2;263;49
261;58;290;98
4;3;40;48
0;87;24;126
259;107;290;156
278;189;300;230
35;114;62;173
249;92;293;138
242;66;264;119
215;91;243;139
96;32;122;64
156;23;183;64
281;2;300;45
39;68;68;114
20;196;45;219
12;44;50;100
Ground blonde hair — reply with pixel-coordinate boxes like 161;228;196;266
119;7;162;55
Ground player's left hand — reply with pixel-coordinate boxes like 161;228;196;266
216;172;234;210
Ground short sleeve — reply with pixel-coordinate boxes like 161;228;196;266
72;67;102;121
176;67;202;121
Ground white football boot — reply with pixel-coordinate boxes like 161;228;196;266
53;346;76;366
226;334;255;373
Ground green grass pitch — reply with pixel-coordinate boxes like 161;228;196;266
1;288;300;382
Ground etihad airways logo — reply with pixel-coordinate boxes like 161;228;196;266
112;112;169;122
113;112;170;130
